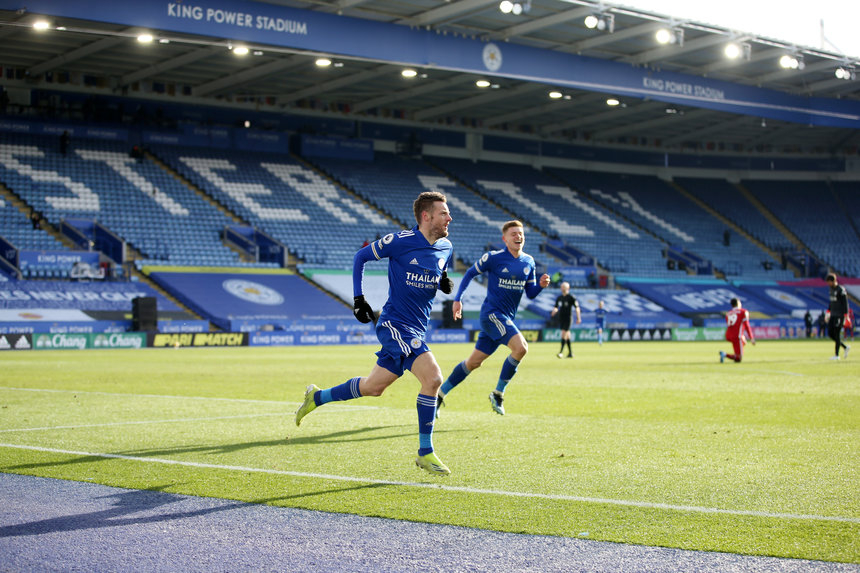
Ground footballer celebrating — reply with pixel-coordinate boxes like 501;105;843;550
438;220;550;415
295;191;455;475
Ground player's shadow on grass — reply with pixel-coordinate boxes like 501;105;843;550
0;482;385;538
3;426;465;471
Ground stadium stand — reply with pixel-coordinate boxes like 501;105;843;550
436;159;680;278
743;179;860;278
308;152;526;269
156;147;392;269
0;202;62;250
674;176;795;253
553;168;794;280
0;133;246;269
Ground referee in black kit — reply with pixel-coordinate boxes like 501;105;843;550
551;281;581;358
826;273;851;360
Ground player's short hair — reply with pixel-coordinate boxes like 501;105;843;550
413;191;447;223
826;273;837;283
730;297;740;308
502;220;523;233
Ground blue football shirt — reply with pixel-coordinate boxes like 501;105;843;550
470;248;538;320
355;225;453;339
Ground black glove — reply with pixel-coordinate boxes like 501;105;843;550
353;295;375;324
439;271;454;294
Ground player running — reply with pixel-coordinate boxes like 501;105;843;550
437;220;550;416
294;191;455;475
720;297;755;363
594;299;609;346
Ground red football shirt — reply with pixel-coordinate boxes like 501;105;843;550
725;307;753;340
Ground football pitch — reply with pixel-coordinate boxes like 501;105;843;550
0;340;857;564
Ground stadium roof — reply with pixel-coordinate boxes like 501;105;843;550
1;0;859;154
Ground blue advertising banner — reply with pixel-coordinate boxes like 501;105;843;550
618;279;785;316
0;280;180;311
732;283;825;315
0;118;128;141
18;250;100;270
298;135;373;161
150;271;353;330
142;128;230;148
234;129;288;153
6;0;860;128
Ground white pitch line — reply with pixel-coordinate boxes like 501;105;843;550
0;413;288;434
1;443;857;525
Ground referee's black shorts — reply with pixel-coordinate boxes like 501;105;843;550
558;314;572;330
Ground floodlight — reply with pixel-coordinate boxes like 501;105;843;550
779;54;803;70
500;0;529;15
316;58;332;67
585;13;614;33
33;20;50;31
724;42;751;61
606;98;620;106
401;69;418;78
724;43;741;59
655;26;683;46
549;91;563;99
476;80;491;88
137;34;154;43
835;66;855;80
232;46;249;56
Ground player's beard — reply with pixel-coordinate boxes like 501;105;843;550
431;222;449;241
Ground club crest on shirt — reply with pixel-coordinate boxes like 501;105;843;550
523;266;530;276
381;233;394;245
410;338;422;349
438;258;445;270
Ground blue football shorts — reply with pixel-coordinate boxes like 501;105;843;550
475;311;520;355
374;320;430;377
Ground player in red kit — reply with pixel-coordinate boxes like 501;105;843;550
720;297;755;363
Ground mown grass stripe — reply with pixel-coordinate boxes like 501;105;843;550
0;413;287;433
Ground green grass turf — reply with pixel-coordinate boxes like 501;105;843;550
0;340;857;562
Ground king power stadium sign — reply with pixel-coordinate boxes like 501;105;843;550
3;0;857;128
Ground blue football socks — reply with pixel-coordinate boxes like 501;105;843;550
417;393;437;455
440;361;470;396
316;376;361;406
495;355;520;394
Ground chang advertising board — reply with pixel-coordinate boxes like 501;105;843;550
31;333;146;349
91;333;146;349
33;333;89;350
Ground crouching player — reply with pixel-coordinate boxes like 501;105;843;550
720;297;755;363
